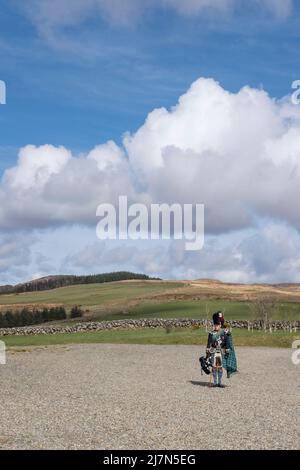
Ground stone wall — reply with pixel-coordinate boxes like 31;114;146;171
0;318;299;336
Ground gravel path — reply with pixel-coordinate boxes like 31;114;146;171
0;344;299;450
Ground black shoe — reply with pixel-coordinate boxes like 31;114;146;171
218;384;225;388
211;384;218;388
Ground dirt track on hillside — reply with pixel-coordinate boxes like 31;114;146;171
0;344;299;449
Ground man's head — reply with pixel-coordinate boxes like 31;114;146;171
212;311;224;326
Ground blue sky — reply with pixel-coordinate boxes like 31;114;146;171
1;0;299;153
1;0;300;284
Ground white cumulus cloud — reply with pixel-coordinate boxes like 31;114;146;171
2;77;300;236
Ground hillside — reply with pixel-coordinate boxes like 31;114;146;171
183;279;300;302
1;278;300;321
0;272;160;295
0;280;182;310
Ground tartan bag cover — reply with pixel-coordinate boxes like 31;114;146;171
223;332;238;375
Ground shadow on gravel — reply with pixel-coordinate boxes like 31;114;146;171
189;380;210;387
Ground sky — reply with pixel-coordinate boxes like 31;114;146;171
1;0;300;284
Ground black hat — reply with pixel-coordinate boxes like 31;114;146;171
212;311;224;325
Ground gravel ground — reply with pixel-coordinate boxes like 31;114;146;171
0;344;299;450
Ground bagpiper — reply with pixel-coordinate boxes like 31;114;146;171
206;311;229;388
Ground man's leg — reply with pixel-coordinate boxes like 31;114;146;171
212;367;218;385
217;367;224;387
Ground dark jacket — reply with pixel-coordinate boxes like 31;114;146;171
206;329;229;350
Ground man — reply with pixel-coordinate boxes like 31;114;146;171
206;312;229;388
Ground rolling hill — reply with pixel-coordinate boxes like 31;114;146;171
1;278;300;321
0;271;160;294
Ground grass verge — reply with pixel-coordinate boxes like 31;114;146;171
2;327;299;348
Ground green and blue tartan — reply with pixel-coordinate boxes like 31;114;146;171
223;332;238;376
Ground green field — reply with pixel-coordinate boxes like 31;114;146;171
3;327;299;348
98;300;300;321
1;279;300;322
0;281;182;307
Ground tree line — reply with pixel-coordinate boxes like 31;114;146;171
0;306;84;328
0;307;67;328
0;271;160;294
